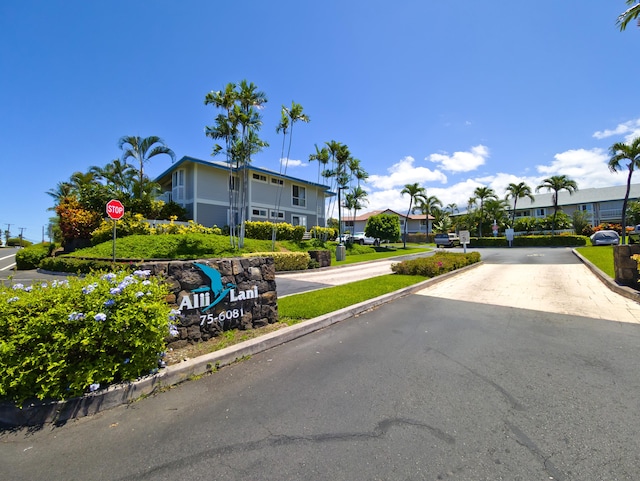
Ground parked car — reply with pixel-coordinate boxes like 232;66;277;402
434;232;460;247
351;232;380;246
590;230;620;246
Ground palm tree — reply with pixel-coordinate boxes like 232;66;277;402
414;195;442;235
204;80;268;248
118;136;175;199
309;144;330;235
472;186;497;237
608;136;640;244
400;183;426;248
46;181;74;208
446;203;459;215
618;1;640;30
505;182;535;227
345;185;368;233
536;175;578;234
272;101;309;249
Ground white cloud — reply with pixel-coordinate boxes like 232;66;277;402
427;144;489;173
280;158;306;168
593;119;640;142
367;156;447;189
535;148;616;189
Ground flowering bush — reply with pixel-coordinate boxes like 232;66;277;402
0;270;174;405
391;251;481;277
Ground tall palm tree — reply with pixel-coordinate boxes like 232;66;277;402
345;185;368;233
608;136;640;244
446;203;459;215
118;135;175;199
472;186;497;237
505;182;535;227
271;101;309;249
309;144;330;235
204;80;268;248
618;1;640;30
536;175;578;234
400;183;426;248
414;195;442;235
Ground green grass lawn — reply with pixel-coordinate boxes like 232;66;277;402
575;246;615;278
332;246;430;265
278;274;428;320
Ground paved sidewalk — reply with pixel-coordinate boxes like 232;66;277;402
415;262;640;324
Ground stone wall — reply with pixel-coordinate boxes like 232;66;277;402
137;257;278;349
614;245;640;288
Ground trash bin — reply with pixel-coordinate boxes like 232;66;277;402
336;244;346;262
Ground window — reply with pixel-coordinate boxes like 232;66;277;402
292;185;306;207
252;173;267;183
271;177;284;186
579;204;593;212
536;208;546;217
252;208;267;217
172;169;185;202
229;175;239;191
270;210;285;220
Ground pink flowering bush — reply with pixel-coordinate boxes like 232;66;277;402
0;270;175;405
391;251;481;277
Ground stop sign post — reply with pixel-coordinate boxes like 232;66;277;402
106;200;125;261
106;199;124;220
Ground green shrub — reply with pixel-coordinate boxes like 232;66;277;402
309;225;337;241
6;237;33;247
0;270;173;405
39;256;121;274
242;251;310;271
391;251;481;277
245;221;305;242
15;242;53;270
470;235;587;247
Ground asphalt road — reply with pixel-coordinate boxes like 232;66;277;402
2;247;640;480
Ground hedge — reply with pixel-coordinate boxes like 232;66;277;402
242;251;311;271
470;235;587;247
391;251;481;277
15;243;54;270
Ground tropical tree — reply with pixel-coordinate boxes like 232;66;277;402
608;136;640;244
414;195;442;235
400;183;426;248
446;203;458;215
472;186;497;237
272;101;309;249
344;185;368;231
118;136;175;199
505;182;535;227
308;144;330;237
484;198;510;232
204;80;268;248
321;141;354;242
536;175;578;234
618;1;640;30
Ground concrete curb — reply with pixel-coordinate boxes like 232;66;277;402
0;261;481;428
572;249;640;302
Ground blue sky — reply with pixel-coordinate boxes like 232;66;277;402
1;1;639;242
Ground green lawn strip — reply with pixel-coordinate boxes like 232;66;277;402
278;274;428;320
575;246;614;278
333;247;429;266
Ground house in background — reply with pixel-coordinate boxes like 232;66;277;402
512;183;640;226
154;156;334;229
343;209;434;235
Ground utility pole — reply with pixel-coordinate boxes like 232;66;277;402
18;227;25;248
4;224;11;246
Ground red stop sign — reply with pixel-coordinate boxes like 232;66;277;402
106;199;125;220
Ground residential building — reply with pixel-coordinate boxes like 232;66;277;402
154;156;334;229
512;183;640;226
344;209;434;235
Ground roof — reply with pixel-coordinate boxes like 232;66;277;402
515;183;640;209
351;209;434;221
154;155;335;194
